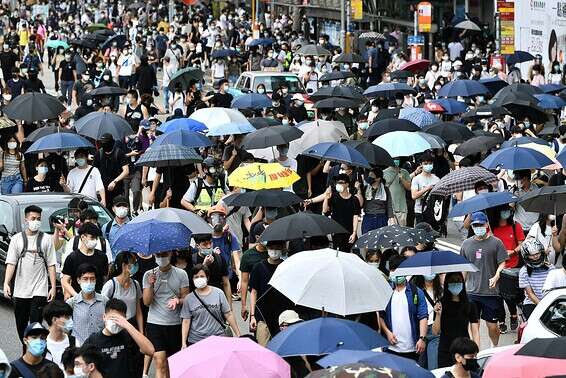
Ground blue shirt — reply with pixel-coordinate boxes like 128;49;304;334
212;232;240;277
103;218;129;249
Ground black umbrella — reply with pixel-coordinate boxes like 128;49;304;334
73;111;133;141
259;212;348;242
343;140;394;166
101;34;127;50
454;135;502;156
249;117;282;129
478;78;508;96
333;53;366;64
515;337;566;360
373;107;401;121
423;122;475;144
168;67;205;91
83;32;107;44
493;83;543;100
519;185;566;215
492;90;548;123
461;104;510;121
128;1;145;10
89;86;127;96
364;119;420;140
313;97;364;109
505;50;535;65
223;189;303;208
3;92;66;122
296;44;331;56
310;86;365;101
25;126;76;143
319;71;355;82
354;225;435;250
70;38;98;49
135;144;203;167
501;136;549;148
241;125;303;149
93;28;115;38
389;70;413;80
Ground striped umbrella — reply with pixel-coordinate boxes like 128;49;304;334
135;144;203;167
398;107;438;128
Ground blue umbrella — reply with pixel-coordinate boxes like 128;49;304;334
158;118;207;134
363;82;416;98
302;142;370;168
398;107;437;128
501;136;550;148
26;133;94;154
231;93;273;110
111;220;191;256
249;38;273;47
317;350;434;378
479;77;509;95
211;49;238;59
430;98;468;115
556;149;566;168
480;146;554;170
152;129;212;148
448;192;519;218
534;94;566;110
266;317;388;357
540;83;566;94
391;250;479;276
372;131;433;157
438;79;489;98
505;50;535;65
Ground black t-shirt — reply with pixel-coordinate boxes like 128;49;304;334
59;60;76;81
249;259;280;299
25;177;57;192
62;249;109;293
155;165;195;208
93;147;128;186
84;330;135;377
23;78;45;93
125;104;144;131
222;145;247;175
329;193;361;233
193;251;228;290
438;299;479;351
211;92;233;108
9;358;61;378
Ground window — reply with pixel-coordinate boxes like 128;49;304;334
540;297;566;336
0;201;14;233
254;75;304;93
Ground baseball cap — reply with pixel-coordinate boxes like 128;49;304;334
278;310;302;326
24;322;49;338
470;211;488;225
113;195;128;207
207;203;227;216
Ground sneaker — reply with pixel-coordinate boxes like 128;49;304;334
510;317;518;331
231;293;241;301
498;322;508;334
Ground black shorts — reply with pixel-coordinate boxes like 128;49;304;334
469;294;502;323
146;323;182;356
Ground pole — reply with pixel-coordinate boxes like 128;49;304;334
345;0;351;53
340;0;346;49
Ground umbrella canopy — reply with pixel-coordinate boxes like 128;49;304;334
73;111;133;141
296;44;331;56
319;71;355;82
364;119;420;140
100;34;127;50
437;79;489;98
494;83;543;98
480;146;553;170
359;31;385;39
454;20;481;31
478;77;509;95
190;108;255;136
167;67;205;91
231;93;273;110
158;118;207;134
169;336;290;378
342;140;394;166
398;107;437;128
389;70;413;80
223;189;303;208
259;212;348;242
3;92;66;122
482;344;566;378
429;99;468;115
363;83;416;98
501;136;549;148
310;86;365;101
556;148;566;167
0;117;15;130
111;220;191;256
25;126;75;142
391;251;479;276
518;185;566;215
89;86;127;96
211;49;238;59
130;208;212;235
419;132;446;149
399;59;430;73
540;83;566;94
135;144;203;167
301;142;371;168
228;162;300;190
333;53;365;64
45;39;69;49
313;97;363;109
534;93;566;109
372;131;433;157
453;135;502;156
354;225;435;250
430;166;499;197
269;249;393;315
242;125;303;150
515;337;566;359
249;117;282;129
373;107;401;121
505;50;535;65
249;38;274;47
86;23;109;32
461;104;510;121
152;129;212;148
127;1;145;10
83;32;107;44
495;97;548;124
288;120;348;159
423;122;475;143
267;317;388;357
307;363;406;378
26;133;94;154
317;350;434;378
449;192;519;218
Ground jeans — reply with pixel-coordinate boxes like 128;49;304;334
1;173;23;194
14;296;47;343
163;86;171;111
361;213;388;234
419;324;439;369
60;80;74;104
119;75;132;89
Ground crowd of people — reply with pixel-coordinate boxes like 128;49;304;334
0;0;565;378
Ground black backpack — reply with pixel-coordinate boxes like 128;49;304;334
17;232;47;274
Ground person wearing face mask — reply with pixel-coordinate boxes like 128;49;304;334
518;239;554;319
73;94;96;121
24;159;58;192
181;157;228;215
93;133;130;209
208;78;233;108
58;52;76;104
439;337;481;378
83;298;154;378
143;251;189;378
510;169;539;233
180;264;240;348
72;344;105;378
99;196;130;248
361;168;395;233
271;143;297;172
414;273;442;370
1;135;27;194
23;66;46;93
42;300;76;370
383;159;412;226
367;100;381;124
9;323;61;377
0;43;18;88
117;45;139;89
379;255;428;362
3;205;59;345
460;212;508;348
64;149;106;207
6;69;24;100
411;154;439;224
287;93;308;124
527;214;561;267
191;234;231;302
425;63;441;90
62;223;109;300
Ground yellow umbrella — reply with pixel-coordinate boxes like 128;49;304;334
521;143;557;160
228;163;300;190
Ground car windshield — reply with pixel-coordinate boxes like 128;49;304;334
255;76;303;93
541;298;566;336
20;202;112;233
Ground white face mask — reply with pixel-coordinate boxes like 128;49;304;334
155;256;170;267
548;214;556;221
73;366;86;377
193;277;207;289
27;220;41;232
7;142;17;150
105;319;122;334
115;207;128;218
268;249;282;259
83;238;98;250
335;184;345;193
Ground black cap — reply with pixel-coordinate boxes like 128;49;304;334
24;322;49;338
68;197;88;211
112;195;128;207
100;133;114;143
78;222;101;237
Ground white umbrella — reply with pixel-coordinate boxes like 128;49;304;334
189;107;255;136
268;248;393;316
288;120;348;159
129;208;212;234
454;20;481;31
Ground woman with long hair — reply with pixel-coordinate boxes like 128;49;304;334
433;272;480;368
414;274;443;370
0;134;27;194
527;213;561;266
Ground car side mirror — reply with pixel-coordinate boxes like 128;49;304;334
0;224;8;238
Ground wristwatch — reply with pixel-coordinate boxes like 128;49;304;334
419;336;427;342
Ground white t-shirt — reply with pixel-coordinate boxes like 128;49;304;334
411;173;440;214
6;232;57;298
448;42;464;61
389;287;415;353
117;54;138;77
47;334;74;370
66;165;104;200
543;268;566;292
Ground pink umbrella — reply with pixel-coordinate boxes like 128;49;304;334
168;336;290;378
399;59;430;73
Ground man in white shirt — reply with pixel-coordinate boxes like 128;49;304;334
411;153;440;224
43;300;76;370
63;149;106;207
448;40;464;61
117;46;139;89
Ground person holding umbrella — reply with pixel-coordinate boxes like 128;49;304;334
411;153;440;225
511;169;539;233
360;167;396;233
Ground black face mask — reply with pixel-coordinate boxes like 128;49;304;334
463;358;480;372
365;176;375;185
101;141;114;151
